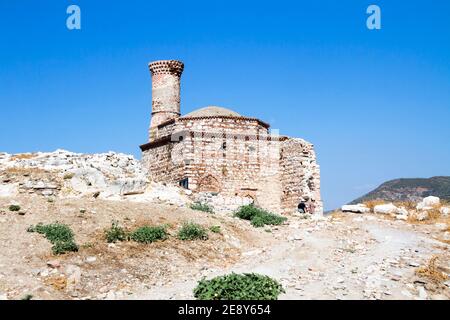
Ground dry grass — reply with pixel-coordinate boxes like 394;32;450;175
415;256;448;284
44;275;68;291
393;201;417;211
11;154;35;160
329;210;346;220
408;205;444;224
3;167;49;175
363;199;385;211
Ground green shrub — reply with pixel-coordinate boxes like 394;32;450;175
28;222;78;255
209;225;221;233
190;202;214;213
194;273;285;300
9;205;21;212
52;241;79;255
234;205;287;228
29;223;74;243
178;222;208;241
130;225;168;244
105;221;128;243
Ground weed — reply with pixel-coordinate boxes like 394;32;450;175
105;221;128;243
9;205;21;212
209;225;221;233
190;202;214;213
178;222;208;240
21;294;33;300
130;225;168;244
234;205;287;228
194;273;284;300
27;222;78;255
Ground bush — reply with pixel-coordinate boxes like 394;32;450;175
194;273;285;300
105;221;128;243
234;205;287;228
28;222;78;255
52;241;79;255
178;222;208;240
130;225;168;244
9;205;21;212
190;202;214;213
29;223;74;243
209;225;221;233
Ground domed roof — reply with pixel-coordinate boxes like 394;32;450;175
182;106;241;118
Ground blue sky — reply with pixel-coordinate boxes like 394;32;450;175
1;0;449;210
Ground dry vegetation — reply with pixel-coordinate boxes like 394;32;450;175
415;256;449;284
10;154;36;160
393;201;417;211
362;199;385;211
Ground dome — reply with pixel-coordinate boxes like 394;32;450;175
182;106;241;118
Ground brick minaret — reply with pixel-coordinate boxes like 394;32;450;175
148;60;184;140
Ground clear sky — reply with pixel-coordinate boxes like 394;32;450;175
1;0;449;210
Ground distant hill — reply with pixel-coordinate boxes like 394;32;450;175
351;176;450;204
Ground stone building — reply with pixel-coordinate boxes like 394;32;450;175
140;60;322;215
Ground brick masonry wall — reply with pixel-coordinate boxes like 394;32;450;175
148;60;184;140
142;117;322;215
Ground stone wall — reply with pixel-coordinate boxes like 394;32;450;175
280;138;323;215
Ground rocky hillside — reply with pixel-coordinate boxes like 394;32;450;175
351;176;450;204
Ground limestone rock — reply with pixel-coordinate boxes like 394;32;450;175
0;183;19;198
341;204;370;214
440;207;450;216
374;203;398;215
47;260;61;268
65;265;82;287
416;196;440;210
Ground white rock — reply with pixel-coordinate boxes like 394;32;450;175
423;196;440;207
65;265;82;286
47;260;61;268
440;207;450;216
0;183;19;198
374;203;398;215
417;196;440;210
396;215;408;221
417;286;428;299
341;204;370;214
396;206;409;216
401;290;413;298
86;256;97;263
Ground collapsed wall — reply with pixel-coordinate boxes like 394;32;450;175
280;139;323;215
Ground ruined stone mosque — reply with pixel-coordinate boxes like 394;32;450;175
140;60;322;215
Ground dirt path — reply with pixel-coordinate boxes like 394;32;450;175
131;214;450;300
